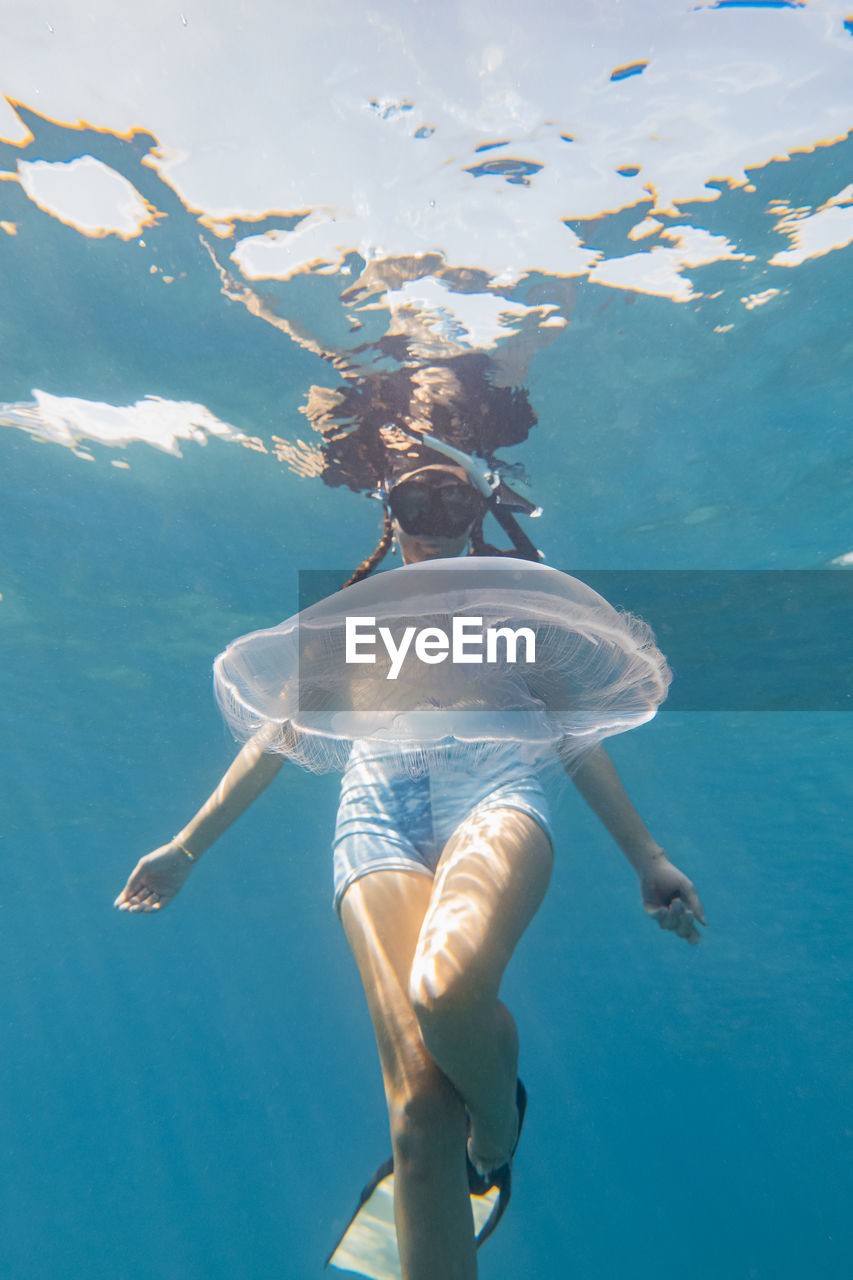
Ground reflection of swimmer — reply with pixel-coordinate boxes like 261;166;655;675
115;464;705;1280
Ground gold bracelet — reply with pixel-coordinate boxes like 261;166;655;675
173;838;197;862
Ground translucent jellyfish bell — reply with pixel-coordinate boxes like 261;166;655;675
213;557;672;773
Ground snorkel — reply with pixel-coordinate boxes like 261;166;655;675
402;429;495;498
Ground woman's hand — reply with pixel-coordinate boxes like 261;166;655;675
639;854;706;945
114;842;195;913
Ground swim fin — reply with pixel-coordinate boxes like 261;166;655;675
325;1081;525;1279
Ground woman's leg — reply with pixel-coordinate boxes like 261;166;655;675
409;808;553;1174
340;808;553;1278
342;869;478;1280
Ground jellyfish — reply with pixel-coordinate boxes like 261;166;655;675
213;557;671;774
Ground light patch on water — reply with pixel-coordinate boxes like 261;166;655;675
232;210;354;281
588;226;752;301
378;277;565;350
628;217;664;241
742;288;782;309
0;0;850;285
15;156;159;238
769;186;853;265
0;391;253;457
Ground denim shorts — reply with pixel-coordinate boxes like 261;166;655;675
332;741;553;913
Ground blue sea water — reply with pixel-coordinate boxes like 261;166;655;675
2;25;853;1280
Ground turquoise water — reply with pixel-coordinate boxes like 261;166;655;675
2;31;853;1280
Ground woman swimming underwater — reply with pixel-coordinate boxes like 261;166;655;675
115;462;706;1280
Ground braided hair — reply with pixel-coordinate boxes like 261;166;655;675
341;508;395;588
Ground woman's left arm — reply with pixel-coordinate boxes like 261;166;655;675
566;743;706;945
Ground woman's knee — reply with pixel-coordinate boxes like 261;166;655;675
387;1071;465;1165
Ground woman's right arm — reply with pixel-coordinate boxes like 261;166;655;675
114;729;285;913
565;742;706;945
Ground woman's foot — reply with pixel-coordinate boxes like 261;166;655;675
466;1079;527;1190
